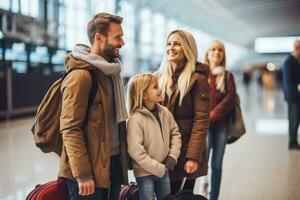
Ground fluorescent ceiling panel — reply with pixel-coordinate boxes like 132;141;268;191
255;36;300;53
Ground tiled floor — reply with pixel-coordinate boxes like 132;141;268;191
1;81;300;200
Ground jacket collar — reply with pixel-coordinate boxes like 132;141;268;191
137;104;164;116
167;62;208;111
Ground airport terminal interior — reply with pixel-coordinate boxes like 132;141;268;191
0;0;300;199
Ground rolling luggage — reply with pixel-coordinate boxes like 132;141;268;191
164;177;208;200
119;182;139;200
26;178;69;200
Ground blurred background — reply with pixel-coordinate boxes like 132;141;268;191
0;0;300;199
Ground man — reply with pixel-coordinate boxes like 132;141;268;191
282;39;300;150
59;13;129;199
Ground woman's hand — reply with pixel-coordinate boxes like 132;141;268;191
184;159;198;174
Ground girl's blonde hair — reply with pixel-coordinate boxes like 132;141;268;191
158;30;198;106
127;73;155;115
204;40;227;93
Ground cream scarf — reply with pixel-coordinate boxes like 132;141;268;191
72;44;128;123
211;66;226;93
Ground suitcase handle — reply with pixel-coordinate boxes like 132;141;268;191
179;177;187;191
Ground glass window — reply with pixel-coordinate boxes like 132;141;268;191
60;1;90;49
0;1;10;10
167;20;178;33
140;9;152;59
91;0;116;14
5;44;26;61
31;46;49;63
74;0;88;9
9;0;19;12
52;50;66;64
117;0;135;76
12;61;27;73
66;6;75;30
65;0;75;7
21;0;38;17
12;43;26;61
153;13;165;57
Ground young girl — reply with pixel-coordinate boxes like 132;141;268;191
127;73;182;200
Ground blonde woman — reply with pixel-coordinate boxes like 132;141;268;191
127;74;181;200
203;40;236;200
156;30;210;194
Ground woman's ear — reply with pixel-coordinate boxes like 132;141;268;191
143;93;147;100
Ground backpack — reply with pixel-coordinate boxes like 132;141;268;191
31;69;98;155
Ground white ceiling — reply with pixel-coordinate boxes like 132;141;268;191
130;0;300;49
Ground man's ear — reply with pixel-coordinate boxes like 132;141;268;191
94;32;104;43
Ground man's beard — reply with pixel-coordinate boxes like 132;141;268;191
103;42;120;61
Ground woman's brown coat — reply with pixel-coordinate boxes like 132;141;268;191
159;63;210;181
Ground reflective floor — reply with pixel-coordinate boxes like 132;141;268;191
1;80;300;200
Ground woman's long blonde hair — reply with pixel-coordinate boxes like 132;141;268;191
127;73;155;115
204;40;227;93
158;30;198;106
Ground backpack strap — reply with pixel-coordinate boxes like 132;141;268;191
61;68;98;126
225;71;233;94
81;70;98;158
84;70;98;125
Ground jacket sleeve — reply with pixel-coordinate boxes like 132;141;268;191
60;70;93;181
210;72;236;123
167;109;182;161
127;115;166;177
186;75;210;162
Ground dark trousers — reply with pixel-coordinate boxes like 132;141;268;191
170;179;195;195
288;102;300;146
66;154;122;200
65;180;104;200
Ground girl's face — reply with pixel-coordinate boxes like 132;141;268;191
166;33;186;63
207;42;225;67
143;78;163;109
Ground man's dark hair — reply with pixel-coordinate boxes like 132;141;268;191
87;13;123;44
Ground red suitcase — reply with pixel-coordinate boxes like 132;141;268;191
119;182;139;200
26;178;69;200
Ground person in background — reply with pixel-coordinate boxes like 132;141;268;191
201;40;237;200
59;13;129;200
127;73;181;200
282;39;300;150
156;30;210;194
242;70;252;93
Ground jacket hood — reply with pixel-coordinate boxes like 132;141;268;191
195;62;209;78
64;52;95;72
135;104;165;117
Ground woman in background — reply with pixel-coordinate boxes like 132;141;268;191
203;40;236;200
